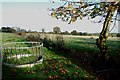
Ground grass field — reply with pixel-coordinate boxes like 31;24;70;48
63;35;120;56
0;32;26;44
1;32;120;80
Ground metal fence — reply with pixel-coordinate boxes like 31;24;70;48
2;42;43;67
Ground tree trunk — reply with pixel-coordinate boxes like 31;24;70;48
96;5;117;60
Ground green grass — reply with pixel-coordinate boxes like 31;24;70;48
3;48;96;80
2;33;96;80
64;36;120;56
2;33;120;80
3;55;38;65
0;32;26;44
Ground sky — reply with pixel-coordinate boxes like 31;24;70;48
1;0;119;2
1;0;50;2
1;1;119;33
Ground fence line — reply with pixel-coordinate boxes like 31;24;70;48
2;42;43;67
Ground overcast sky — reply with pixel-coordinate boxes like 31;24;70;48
1;2;119;33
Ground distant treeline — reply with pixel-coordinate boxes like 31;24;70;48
61;32;120;37
0;27;26;33
0;27;16;33
0;27;120;37
36;31;120;37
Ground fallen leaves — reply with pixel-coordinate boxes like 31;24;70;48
26;70;36;74
49;75;61;80
59;68;69;74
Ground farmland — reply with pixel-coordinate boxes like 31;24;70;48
0;32;26;44
1;32;120;80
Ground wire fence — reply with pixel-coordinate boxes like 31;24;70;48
2;42;43;67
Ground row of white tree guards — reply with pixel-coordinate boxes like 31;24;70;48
2;42;43;67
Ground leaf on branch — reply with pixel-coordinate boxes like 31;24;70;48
67;4;73;10
49;1;120;24
51;12;56;17
79;15;83;20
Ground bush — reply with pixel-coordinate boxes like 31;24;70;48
71;30;78;35
42;34;65;50
26;33;44;42
43;38;54;49
17;32;26;36
55;35;65;49
116;34;120;37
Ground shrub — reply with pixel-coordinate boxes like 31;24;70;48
71;30;78;35
55;35;65;50
42;34;65;50
26;33;44;42
116;34;120;37
17;32;26;36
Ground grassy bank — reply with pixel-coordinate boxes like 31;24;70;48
2;33;120;80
